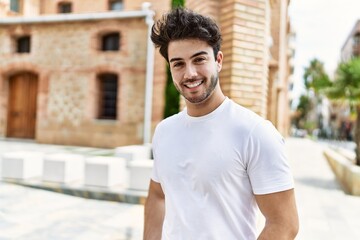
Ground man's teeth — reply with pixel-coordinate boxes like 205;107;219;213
186;81;202;88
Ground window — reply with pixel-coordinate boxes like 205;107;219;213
16;36;31;53
109;0;123;11
354;33;360;47
58;2;72;13
10;0;21;12
101;32;120;51
97;74;118;120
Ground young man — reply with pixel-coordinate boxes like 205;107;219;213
144;8;299;240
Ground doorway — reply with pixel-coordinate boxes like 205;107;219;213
6;72;38;139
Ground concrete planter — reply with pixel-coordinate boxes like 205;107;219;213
324;148;360;195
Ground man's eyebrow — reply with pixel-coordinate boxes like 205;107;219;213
169;57;182;63
190;51;208;59
169;51;209;63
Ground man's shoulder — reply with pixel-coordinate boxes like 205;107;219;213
227;100;264;129
155;110;185;132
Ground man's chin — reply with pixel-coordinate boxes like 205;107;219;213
184;94;210;105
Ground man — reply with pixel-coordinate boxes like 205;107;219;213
144;8;299;240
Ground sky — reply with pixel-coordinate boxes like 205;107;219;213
289;0;360;100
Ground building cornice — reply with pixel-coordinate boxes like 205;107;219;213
0;9;154;25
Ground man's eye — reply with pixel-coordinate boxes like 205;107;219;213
173;62;183;68
194;58;206;63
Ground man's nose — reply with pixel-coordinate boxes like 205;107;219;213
184;64;197;79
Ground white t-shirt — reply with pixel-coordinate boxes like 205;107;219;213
151;97;294;240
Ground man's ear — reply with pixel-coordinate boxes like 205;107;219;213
216;51;223;72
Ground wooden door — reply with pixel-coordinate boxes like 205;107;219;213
7;73;38;139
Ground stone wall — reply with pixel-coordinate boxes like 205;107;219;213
0;17;162;148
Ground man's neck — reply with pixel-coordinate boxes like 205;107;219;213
186;91;226;117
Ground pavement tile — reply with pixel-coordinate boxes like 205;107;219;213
1;137;360;239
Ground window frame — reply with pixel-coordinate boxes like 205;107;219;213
101;32;121;52
16;35;31;53
10;0;22;13
58;1;72;14
354;33;360;47
96;73;119;120
109;0;123;11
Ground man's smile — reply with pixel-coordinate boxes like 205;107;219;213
183;80;204;89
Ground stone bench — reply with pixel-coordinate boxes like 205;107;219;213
1;151;43;180
115;144;152;163
128;160;153;191
42;153;84;183
324;148;360;195
84;156;128;188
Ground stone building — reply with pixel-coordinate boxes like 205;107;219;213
341;19;360;61
329;19;360;139
0;0;293;148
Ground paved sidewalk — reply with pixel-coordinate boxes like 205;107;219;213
0;183;144;240
1;137;360;239
286;137;360;240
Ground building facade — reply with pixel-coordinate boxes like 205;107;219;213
0;0;293;147
341;19;360;61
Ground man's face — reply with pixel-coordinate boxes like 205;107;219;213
168;39;223;104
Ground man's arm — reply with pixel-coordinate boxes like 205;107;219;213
256;189;299;240
144;180;165;240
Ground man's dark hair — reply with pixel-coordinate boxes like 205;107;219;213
151;8;222;62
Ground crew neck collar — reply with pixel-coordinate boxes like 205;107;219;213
185;97;229;122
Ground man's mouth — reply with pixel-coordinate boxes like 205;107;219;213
184;80;204;89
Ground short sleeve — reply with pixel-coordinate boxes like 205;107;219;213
150;124;161;183
246;120;294;195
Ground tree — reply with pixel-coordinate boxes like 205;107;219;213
326;57;360;165
294;95;311;129
300;59;331;134
163;0;185;118
303;59;331;94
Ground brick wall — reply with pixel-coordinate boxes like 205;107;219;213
186;0;292;134
267;0;291;136
187;0;270;117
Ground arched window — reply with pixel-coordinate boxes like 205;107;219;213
58;1;72;13
97;73;118;120
101;32;120;51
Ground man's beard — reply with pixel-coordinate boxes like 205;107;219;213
177;73;218;104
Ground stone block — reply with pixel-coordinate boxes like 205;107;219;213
324;148;360;196
115;144;152;162
128;159;153;191
84;156;128;188
42;153;84;183
1;152;43;180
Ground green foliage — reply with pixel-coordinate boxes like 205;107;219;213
163;0;185;118
172;0;185;8
325;57;360;165
326;57;360;105
303;58;332;94
163;66;180;118
293;95;311;128
296;95;311;115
